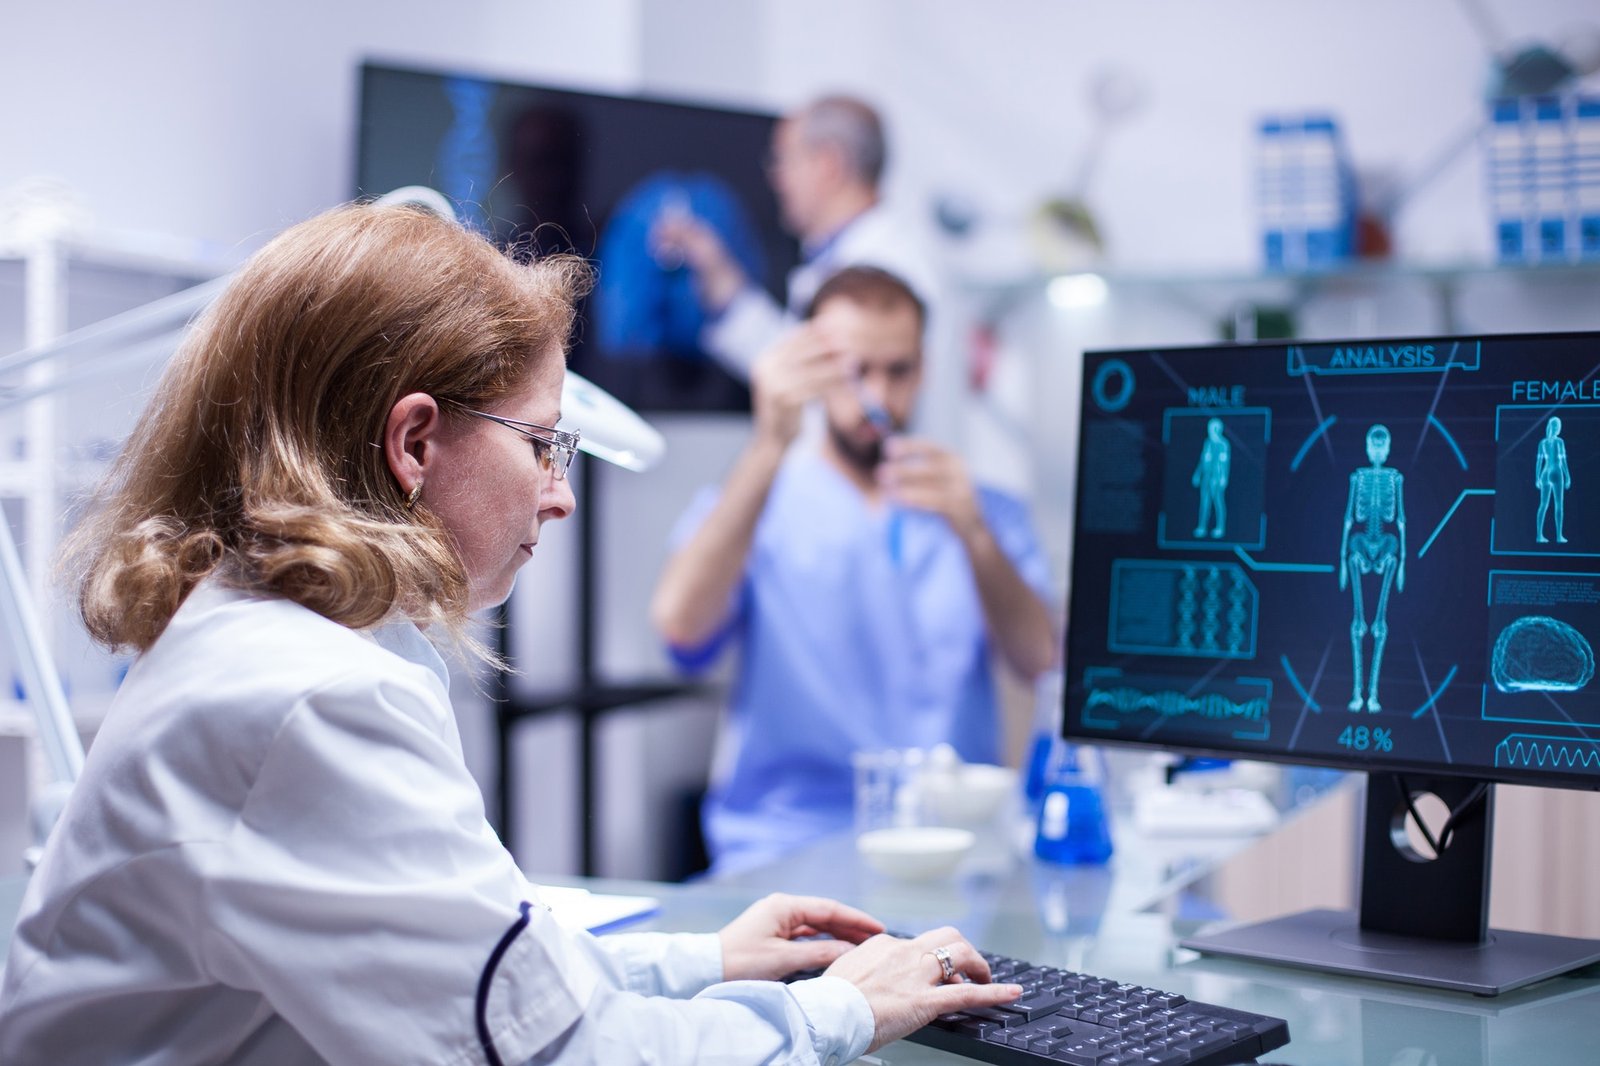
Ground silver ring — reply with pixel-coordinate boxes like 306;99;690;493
928;945;956;983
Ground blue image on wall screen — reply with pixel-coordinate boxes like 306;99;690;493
355;62;797;414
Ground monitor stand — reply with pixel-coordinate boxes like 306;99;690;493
1180;773;1600;995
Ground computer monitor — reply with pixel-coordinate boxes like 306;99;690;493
354;61;798;413
1062;330;1600;994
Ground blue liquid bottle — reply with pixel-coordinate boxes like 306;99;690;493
1033;745;1113;865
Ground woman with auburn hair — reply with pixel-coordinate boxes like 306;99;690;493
0;202;1019;1066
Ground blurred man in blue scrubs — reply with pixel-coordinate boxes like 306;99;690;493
651;266;1056;875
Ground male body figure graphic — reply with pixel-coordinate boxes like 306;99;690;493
1192;418;1230;538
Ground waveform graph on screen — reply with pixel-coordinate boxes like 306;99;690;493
1494;733;1600;772
1081;667;1273;742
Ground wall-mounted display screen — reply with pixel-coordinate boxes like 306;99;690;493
356;61;797;413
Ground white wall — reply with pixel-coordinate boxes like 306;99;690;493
1;1;640;258
16;0;1600;269
10;1;1599;270
760;0;1600;272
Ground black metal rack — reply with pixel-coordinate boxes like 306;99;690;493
488;460;709;876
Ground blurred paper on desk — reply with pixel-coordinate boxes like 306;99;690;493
533;884;660;935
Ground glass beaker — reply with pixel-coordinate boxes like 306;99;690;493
852;747;926;835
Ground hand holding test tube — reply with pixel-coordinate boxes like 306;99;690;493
877;433;988;566
855;382;905;565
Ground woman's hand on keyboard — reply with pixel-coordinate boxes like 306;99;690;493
823;926;1025;1053
717;893;884;981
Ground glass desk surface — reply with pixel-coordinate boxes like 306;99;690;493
568;812;1600;1066
5;792;1598;1065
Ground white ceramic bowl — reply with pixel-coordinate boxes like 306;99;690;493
856;826;976;880
919;763;1019;827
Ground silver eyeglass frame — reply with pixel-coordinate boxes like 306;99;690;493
444;401;581;480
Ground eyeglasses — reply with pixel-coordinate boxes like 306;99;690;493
448;404;581;481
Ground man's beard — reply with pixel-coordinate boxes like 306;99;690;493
827;419;883;474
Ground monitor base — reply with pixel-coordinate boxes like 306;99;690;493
1181;908;1600;996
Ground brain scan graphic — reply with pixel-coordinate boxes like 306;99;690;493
1492;615;1595;693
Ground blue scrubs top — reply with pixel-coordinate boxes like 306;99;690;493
667;447;1053;874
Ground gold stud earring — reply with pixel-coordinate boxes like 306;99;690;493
404;482;423;510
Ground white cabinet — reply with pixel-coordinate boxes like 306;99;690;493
0;234;221;873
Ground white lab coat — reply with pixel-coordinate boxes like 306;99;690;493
0;582;872;1066
704;202;943;363
705;202;962;445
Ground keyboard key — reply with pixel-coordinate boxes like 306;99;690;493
1147;1051;1191;1065
1001;992;1071;1021
1183;1030;1233;1051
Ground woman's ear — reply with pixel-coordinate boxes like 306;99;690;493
384;392;442;499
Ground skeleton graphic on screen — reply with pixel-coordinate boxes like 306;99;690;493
1191;417;1230;538
1339;425;1406;712
1535;415;1571;544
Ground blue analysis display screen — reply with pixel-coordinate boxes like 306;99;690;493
1063;332;1600;790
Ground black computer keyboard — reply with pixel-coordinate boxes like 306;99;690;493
905;947;1290;1066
